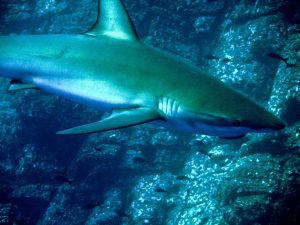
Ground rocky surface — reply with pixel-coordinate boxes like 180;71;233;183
0;0;299;225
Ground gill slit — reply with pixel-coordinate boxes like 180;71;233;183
156;95;181;118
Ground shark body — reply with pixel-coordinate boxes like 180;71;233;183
0;0;284;138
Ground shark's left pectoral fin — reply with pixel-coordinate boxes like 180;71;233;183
8;79;37;91
57;107;160;135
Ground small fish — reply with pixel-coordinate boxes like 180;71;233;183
267;52;288;63
132;156;147;164
199;216;209;225
203;54;220;60
221;57;231;63
81;199;103;210
186;189;191;196
53;174;72;185
94;146;102;151
115;210;130;219
154;187;168;193
81;203;99;210
204;54;231;63
266;52;297;68
285;63;297;68
176;175;190;181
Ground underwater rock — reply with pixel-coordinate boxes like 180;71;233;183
193;16;216;33
229;0;288;25
208;14;286;102
0;204;14;225
0;0;299;225
85;189;122;225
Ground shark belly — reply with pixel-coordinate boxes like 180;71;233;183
29;73;138;110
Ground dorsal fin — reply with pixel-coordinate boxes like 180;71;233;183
85;0;138;41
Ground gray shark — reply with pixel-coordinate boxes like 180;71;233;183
0;0;284;138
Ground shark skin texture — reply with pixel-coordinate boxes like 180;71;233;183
0;0;285;138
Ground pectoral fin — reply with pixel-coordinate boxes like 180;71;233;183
8;80;37;91
219;134;246;140
57;107;160;135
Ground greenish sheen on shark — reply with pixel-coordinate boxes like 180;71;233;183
0;0;285;138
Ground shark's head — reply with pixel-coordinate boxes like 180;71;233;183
157;88;285;138
177;107;285;138
175;107;284;138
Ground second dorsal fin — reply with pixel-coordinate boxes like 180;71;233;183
85;0;138;41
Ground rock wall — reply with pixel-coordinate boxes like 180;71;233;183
0;0;299;224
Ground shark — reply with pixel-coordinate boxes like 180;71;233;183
0;0;285;138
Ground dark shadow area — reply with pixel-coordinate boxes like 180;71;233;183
259;174;300;225
279;0;300;24
16;114;85;160
281;96;300;126
0;1;9;20
11;197;49;225
245;132;289;156
0;185;13;203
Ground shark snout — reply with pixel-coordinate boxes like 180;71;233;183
240;116;285;131
262;112;286;131
269;119;285;130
